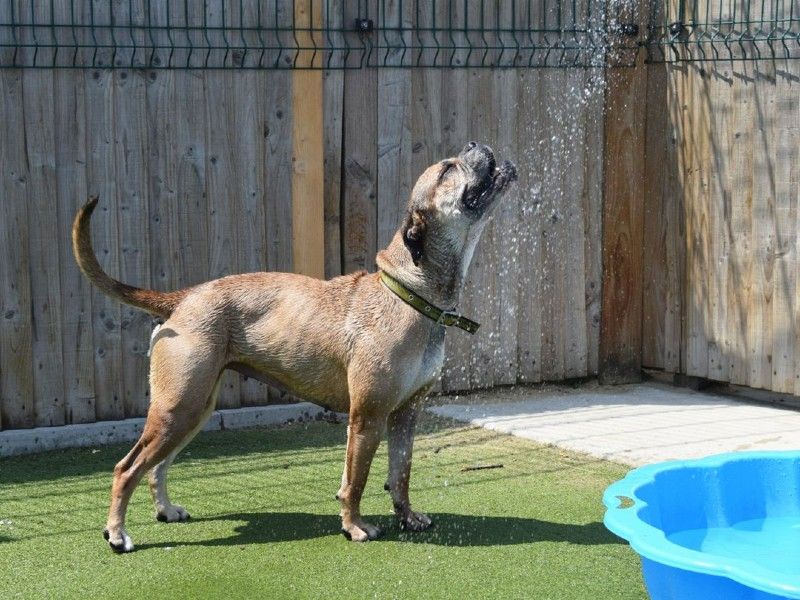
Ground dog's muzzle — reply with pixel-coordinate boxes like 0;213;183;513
460;141;518;211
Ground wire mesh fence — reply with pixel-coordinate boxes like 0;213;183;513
0;0;641;69
647;0;800;62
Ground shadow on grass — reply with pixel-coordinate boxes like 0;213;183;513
0;421;351;485
136;511;622;550
0;414;479;486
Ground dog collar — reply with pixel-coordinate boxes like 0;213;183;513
379;271;480;335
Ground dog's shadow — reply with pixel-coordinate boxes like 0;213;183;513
137;511;622;550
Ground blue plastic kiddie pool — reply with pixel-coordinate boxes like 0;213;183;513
603;451;800;600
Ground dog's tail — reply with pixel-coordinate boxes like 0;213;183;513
72;196;188;318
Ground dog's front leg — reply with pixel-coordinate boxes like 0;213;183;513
386;401;433;532
337;411;385;542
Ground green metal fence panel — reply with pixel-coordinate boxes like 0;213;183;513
647;0;800;62
0;0;641;69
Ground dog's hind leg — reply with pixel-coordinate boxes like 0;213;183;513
103;417;188;552
104;338;225;553
148;377;222;523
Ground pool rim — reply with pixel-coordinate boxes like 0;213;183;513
603;449;800;599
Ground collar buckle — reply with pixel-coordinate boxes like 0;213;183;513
436;310;460;327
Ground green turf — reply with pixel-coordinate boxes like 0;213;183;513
0;414;646;599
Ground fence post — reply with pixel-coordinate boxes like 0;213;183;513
291;0;325;279
599;0;650;383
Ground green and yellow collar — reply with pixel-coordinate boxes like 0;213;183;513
380;271;480;335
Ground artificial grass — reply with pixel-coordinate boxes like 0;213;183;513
0;413;646;600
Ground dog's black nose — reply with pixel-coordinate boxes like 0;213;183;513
464;141;477;153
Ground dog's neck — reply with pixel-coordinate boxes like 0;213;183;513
375;231;467;310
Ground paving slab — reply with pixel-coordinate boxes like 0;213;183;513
427;383;800;466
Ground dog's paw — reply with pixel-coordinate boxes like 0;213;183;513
103;527;134;553
341;520;383;542
398;510;433;532
155;504;191;523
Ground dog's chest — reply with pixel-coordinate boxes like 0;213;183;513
402;326;445;397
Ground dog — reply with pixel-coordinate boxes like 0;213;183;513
72;141;517;552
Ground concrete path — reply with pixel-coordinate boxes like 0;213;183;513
428;383;800;466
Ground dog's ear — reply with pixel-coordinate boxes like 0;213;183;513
403;210;427;265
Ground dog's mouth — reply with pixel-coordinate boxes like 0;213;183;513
462;158;518;212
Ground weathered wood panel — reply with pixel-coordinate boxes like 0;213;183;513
114;64;152;418
0;68;35;429
600;56;648;383
515;69;544;385
642;56;800;396
0;3;614;429
0;52;612;431
54;65;96;425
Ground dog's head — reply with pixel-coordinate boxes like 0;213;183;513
402;142;517;268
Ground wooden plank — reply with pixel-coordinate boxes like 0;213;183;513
676;64;695;379
113;0;150;419
539;70;566;382
641;63;670;370
53;65;96;424
772;79;798;394
794;70;800;397
21;0;65;428
663;63;684;374
264;69;294;274
322;0;345;275
599;35;648;383
323;68;344;278
492;66;520;386
0;68;35;429
683;63;711;379
726;62;754;386
748;62;776;390
145;2;177;300
174;103;209;281
85;65;125;422
291;0;325;279
761;0;790;394
583;67;605;376
515;69;543;384
561;68;590;379
376;0;413;250
323;1;344;278
113;66;151;418
341;1;378;274
706;60;731;384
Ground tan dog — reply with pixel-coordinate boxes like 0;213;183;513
73;141;517;552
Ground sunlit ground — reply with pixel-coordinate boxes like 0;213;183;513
0;414;646;599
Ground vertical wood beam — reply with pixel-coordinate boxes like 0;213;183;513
291;0;325;279
599;3;649;383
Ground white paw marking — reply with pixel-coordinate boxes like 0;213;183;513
105;527;135;553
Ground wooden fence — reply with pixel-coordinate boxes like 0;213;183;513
0;62;606;430
3;0;797;431
642;58;800;395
